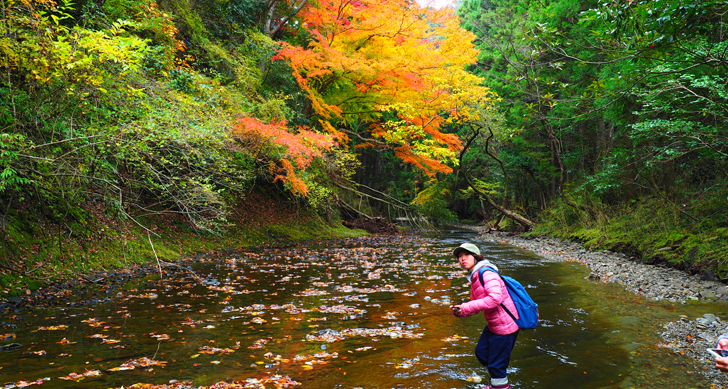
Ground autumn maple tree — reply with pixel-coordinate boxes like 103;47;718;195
274;0;496;176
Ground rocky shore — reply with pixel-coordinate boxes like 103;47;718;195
483;231;728;387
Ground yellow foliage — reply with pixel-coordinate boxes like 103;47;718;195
412;183;450;206
274;0;497;176
1;0;148;97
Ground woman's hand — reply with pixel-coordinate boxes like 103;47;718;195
450;305;463;317
717;357;728;373
719;338;728;349
717;338;728;373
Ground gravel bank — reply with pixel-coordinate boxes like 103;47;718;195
481;231;728;387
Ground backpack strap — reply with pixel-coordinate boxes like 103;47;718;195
477;267;518;323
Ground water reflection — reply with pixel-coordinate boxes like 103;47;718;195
0;230;715;388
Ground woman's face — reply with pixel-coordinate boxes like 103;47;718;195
457;251;477;272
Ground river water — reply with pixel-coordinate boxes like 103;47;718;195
0;229;723;388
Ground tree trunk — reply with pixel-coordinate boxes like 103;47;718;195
541;119;599;219
263;0;308;38
460;129;534;230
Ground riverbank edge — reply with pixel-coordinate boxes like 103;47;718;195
0;196;369;309
475;229;728;388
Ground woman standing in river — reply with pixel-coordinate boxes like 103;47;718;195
450;243;519;389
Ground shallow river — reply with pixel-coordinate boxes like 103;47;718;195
1;229;725;388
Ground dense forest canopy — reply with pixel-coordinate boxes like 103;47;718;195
454;0;728;269
1;0;727;276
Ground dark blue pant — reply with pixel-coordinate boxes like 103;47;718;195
474;327;519;379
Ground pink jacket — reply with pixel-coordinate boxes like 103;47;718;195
456;262;519;335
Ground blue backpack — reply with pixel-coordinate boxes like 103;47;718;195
478;267;539;330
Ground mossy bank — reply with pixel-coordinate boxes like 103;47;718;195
528;196;728;280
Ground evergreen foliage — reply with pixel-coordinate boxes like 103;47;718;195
455;0;728;274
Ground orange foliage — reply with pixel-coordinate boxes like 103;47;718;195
275;0;482;118
412;116;462;151
368;115;460;176
234;117;335;169
269;159;309;196
394;146;454;177
274;0;492;176
233;117;335;196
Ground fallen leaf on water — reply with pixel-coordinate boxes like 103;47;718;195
59;369;102;381
126;293;158;299
9;377;50;387
81;318;105;327
107;376;301;389
395;356;420;369
291;352;338;365
466;375;483;383
181;318;202;327
249;339;269;349
442;334;467;342
58;372;85;381
108;357;167;372
150;333;171;341
108;364;135;372
198;346;235;355
305;327;423;343
36;325;67;331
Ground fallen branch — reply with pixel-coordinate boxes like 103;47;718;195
459;129;534;230
147;231;163;279
340;199;373;220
